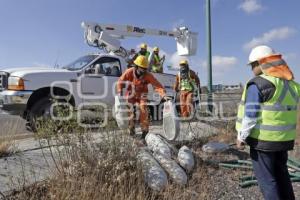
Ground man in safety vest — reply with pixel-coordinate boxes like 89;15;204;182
129;43;150;67
117;55;171;140
236;45;300;200
173;60;200;118
149;46;165;73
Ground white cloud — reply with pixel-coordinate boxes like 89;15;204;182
201;56;238;77
243;27;297;50
168;52;187;68
239;0;263;14
202;56;238;68
165;52;204;73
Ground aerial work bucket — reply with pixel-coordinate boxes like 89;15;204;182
162;100;180;141
176;28;198;56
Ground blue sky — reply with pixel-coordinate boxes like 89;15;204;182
0;0;299;85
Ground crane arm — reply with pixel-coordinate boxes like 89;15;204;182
81;22;198;57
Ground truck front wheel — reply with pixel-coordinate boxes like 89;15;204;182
27;97;53;132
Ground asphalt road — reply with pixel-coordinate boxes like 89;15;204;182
0;112;30;136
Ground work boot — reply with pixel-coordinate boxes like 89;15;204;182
140;131;148;145
129;128;136;137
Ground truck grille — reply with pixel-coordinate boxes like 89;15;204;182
0;72;8;91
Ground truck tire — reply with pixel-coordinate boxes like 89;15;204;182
27;97;53;132
27;97;71;132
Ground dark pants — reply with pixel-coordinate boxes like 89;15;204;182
250;148;295;200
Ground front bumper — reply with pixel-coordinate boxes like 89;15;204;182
0;90;32;115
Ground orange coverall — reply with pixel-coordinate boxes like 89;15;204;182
117;68;166;132
173;69;200;118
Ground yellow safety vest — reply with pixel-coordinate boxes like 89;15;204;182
236;74;300;142
152;54;162;73
178;72;197;92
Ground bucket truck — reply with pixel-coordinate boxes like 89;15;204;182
0;21;198;131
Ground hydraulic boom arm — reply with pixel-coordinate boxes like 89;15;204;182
81;22;198;58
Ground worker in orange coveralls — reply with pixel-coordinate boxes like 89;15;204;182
117;55;171;140
173;60;200;118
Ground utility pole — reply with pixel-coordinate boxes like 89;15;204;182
206;0;213;113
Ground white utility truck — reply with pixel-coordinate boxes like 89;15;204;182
0;22;197;131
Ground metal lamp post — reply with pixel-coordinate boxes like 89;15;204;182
206;0;213;113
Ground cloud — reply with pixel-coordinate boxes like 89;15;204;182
201;56;238;77
168;52;187;68
239;0;263;14
243;27;297;50
164;52;204;73
201;56;238;68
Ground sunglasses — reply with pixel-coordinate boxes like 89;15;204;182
250;61;259;69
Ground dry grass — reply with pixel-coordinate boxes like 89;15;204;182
0;120;18;157
7;135;215;200
5;110;217;200
0;138;14;157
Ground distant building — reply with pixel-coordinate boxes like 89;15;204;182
201;84;243;93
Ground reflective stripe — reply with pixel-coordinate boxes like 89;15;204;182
260;59;287;69
254;124;296;131
287;83;300;103
237;117;296;131
260;105;298;111
240;101;297;111
276;80;289;103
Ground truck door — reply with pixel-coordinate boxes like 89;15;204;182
80;56;122;106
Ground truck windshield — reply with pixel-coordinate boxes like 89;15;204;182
63;55;98;71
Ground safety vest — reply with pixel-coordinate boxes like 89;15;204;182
138;51;150;58
152;54;162;72
178;72;197;92
236;74;300;142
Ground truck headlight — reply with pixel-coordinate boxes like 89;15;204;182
8;76;25;90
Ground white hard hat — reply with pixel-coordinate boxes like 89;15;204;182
248;45;275;64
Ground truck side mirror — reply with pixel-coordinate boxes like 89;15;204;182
84;68;92;74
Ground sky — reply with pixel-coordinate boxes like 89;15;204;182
0;0;299;85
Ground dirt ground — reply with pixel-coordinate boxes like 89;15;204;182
190;145;300;200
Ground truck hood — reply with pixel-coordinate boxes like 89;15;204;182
0;67;74;77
